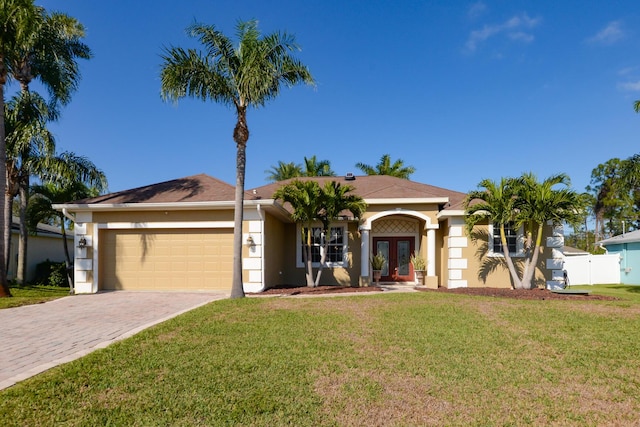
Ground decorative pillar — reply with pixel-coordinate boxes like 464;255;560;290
360;226;370;286
427;228;436;276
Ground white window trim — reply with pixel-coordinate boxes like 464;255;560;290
488;223;525;257
296;223;348;268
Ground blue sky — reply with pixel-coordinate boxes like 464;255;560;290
28;0;640;195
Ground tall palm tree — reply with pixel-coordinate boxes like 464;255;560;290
0;1;90;294
0;0;41;296
465;173;581;290
465;177;521;289
355;154;416;179
273;180;321;287
160;20;314;298
302;155;335;177
4;91;56;282
313;181;366;286
265;161;302;182
513;173;581;289
273;179;366;287
27;181;99;292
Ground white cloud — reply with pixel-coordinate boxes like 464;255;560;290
465;13;541;52
618;81;640;91
467;2;487;20
587;21;624;45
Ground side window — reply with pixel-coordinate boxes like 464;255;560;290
490;222;520;255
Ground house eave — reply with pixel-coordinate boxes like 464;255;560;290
437;209;465;219
53;201;238;212
363;197;449;205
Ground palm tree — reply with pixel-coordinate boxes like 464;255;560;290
302;155;335;177
160;20;314;298
273;180;321;287
355;154;416;179
0;0;41;296
0;1;91;294
465;177;521;288
313;181;366;286
4;91;56;282
513;173;581;289
28;181;99;292
465;173;581;290
274;179;366;287
265;161;302;182
634;101;640;113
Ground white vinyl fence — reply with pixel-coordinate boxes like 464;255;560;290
562;254;621;285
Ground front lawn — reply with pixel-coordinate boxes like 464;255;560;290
0;285;70;309
1;290;639;425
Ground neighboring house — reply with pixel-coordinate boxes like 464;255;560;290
598;230;640;285
7;219;74;282
53;173;562;294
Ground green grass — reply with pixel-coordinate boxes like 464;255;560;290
1;291;640;425
0;285;70;309
574;284;640;302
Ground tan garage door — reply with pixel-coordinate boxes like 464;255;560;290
100;228;233;291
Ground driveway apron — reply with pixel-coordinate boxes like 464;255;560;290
0;291;228;390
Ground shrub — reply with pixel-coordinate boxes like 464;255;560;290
33;260;69;287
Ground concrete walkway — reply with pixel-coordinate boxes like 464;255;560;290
0;291;228;390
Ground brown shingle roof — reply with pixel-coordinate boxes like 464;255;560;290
249;175;467;210
73;174;239;204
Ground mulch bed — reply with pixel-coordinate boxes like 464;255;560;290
251;285;617;300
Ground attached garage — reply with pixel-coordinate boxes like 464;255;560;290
100;228;233;291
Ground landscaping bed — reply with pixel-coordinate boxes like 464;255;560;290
255;285;617;300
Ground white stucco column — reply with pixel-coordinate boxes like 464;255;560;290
427;228;436;277
360;227;370;278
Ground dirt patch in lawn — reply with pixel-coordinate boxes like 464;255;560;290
252;285;617;300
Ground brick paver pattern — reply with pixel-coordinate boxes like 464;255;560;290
0;291;228;390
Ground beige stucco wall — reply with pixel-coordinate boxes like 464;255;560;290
263;212;286;288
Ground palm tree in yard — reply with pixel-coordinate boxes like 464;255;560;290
28;181;100;292
160;20;315;298
4;91;55;282
465;177;521;288
0;1;91;295
513;173;581;289
465;173;581;290
0;0;41;296
274;179;365;287
273;180;321;287
355;154;416;179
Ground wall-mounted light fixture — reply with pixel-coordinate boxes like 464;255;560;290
78;236;87;248
246;236;254;246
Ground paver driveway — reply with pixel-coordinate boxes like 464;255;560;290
0;291;228;390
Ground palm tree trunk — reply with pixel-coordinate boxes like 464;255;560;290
16;179;29;283
0;80;11;296
521;225;544;289
314;240;329;287
230;108;248;299
231;142;246;299
500;224;522;289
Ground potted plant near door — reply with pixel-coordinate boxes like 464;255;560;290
410;251;426;286
370;253;386;286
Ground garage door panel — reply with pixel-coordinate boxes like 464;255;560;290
101;229;232;291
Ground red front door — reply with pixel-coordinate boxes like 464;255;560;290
373;237;415;282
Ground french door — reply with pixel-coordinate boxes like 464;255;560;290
372;237;415;282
